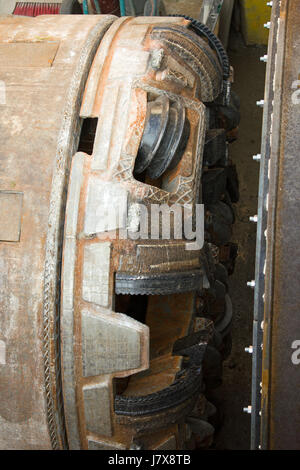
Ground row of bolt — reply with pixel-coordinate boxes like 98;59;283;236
243;2;272;423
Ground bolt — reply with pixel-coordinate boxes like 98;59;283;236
247;280;255;288
250;215;258;223
264;22;271;29
267;2;273;6
260;55;268;63
245;346;253;354
243;406;252;414
261;320;264;330
253;153;261;161
256;99;265;107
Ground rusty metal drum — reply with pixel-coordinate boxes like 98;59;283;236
0;13;235;450
0;13;115;449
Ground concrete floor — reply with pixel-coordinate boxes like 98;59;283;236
211;34;267;450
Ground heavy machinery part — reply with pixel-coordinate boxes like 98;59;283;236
214;294;232;339
145;101;186;179
150;24;223;102
251;0;300;450
115;270;204;296
0;13;116;450
205;201;234;246
171;14;230;81
115;365;204;416
171;14;231;109
134;94;191;180
0;13;238;450
61;15;220;450
134;95;170;174
203;129;227;167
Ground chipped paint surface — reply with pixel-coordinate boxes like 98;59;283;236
0;14;115;450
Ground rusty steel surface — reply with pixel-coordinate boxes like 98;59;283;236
61;15;221;450
252;0;300;450
0;12;235;450
0;14;115;450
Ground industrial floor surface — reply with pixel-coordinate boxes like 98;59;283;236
210;33;267;450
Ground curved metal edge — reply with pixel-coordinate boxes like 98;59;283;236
42;16;116;450
114;366;203;416
61;152;85;450
115;269;204;295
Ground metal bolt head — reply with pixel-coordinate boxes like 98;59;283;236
260;55;268;63
245;346;253;354
256;99;265;107
249;215;258;223
253;153;261;161
243;405;252;414
247;280;255;288
264;21;271;29
267;2;273;6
